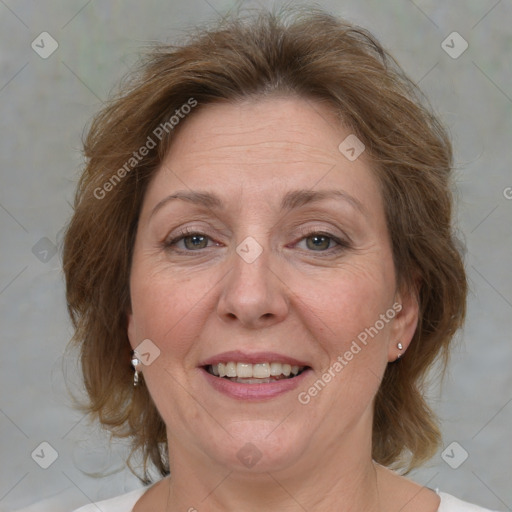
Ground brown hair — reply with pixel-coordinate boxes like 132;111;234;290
62;5;467;481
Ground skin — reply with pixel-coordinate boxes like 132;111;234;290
127;96;440;511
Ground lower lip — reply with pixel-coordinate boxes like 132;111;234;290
200;367;312;401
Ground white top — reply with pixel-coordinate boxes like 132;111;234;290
70;487;500;511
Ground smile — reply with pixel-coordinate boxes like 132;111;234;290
205;362;307;383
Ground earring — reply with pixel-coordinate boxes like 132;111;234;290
396;342;403;360
131;351;142;386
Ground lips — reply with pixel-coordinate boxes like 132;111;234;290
198;350;312;400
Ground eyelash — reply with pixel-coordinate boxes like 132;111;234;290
163;227;350;256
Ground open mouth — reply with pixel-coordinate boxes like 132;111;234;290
204;362;309;384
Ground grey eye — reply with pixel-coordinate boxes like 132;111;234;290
182;234;209;250
305;234;333;251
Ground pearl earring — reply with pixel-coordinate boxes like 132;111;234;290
131;351;142;386
396;342;403;360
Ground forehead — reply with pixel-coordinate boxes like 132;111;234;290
166;96;348;165
141;96;383;218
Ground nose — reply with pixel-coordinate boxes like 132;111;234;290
216;243;289;329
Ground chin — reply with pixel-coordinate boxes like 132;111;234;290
203;421;308;473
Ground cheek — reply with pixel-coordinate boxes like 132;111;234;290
296;264;395;416
129;256;224;361
305;259;395;347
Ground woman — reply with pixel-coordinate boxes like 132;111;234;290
63;6;499;511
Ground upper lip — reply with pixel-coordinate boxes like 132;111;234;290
199;350;311;368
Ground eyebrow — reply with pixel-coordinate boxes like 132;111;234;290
149;188;366;220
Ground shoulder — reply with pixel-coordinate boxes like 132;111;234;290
71;487;148;512
438;492;501;512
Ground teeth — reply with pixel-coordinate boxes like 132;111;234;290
237;362;252;378
208;362;305;379
226;362;237;377
253;363;270;378
270;362;282;376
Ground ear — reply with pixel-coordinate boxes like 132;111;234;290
127;307;137;350
387;281;420;362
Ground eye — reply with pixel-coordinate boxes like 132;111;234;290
164;229;219;251
293;229;349;254
163;228;350;254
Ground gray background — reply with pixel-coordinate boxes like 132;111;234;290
0;0;511;510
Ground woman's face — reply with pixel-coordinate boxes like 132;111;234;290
127;96;418;475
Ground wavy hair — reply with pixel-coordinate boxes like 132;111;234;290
62;5;467;481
